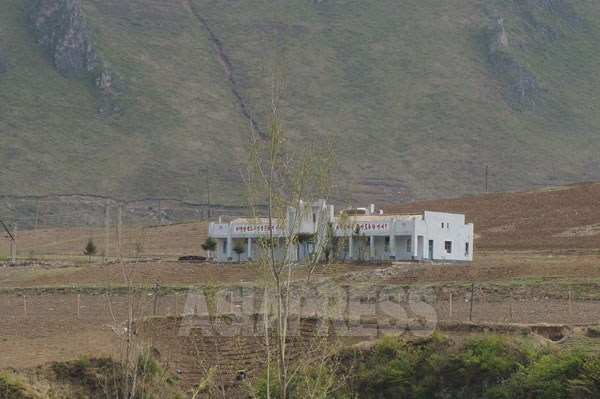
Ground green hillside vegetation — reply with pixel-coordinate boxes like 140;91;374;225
262;333;600;399
1;0;600;204
340;333;600;398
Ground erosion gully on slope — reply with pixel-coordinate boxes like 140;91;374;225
184;0;261;136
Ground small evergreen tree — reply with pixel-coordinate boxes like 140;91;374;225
202;237;217;260
233;240;246;261
84;237;97;263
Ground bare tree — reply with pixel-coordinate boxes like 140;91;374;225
105;260;179;398
242;24;343;399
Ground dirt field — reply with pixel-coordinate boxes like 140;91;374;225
2;283;599;396
2;181;600;396
0;221;209;260
2;253;600;369
2;182;599;262
384;181;600;251
0;261;384;287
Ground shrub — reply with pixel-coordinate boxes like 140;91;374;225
51;356;181;398
336;334;600;399
0;371;26;399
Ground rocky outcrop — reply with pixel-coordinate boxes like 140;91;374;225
517;0;583;28
489;52;536;100
97;102;121;115
487;18;509;52
0;52;5;75
486;18;536;101
30;0;99;77
95;64;114;89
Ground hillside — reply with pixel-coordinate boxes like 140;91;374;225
1;0;600;206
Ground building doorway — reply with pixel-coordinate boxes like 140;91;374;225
428;240;434;260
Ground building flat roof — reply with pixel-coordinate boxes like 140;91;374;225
339;214;422;222
228;214;422;225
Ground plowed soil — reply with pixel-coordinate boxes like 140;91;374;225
2;182;600;396
383;181;600;251
3;182;599;259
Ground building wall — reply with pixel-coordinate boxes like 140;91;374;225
208;207;473;263
420;211;473;262
393;235;413;260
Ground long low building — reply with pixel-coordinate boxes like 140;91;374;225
208;200;473;263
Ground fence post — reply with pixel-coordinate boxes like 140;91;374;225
153;280;161;315
175;293;178;316
569;290;573;318
449;292;452;318
104;200;110;262
23;295;27;318
469;283;474;322
77;294;81;318
509;291;513;322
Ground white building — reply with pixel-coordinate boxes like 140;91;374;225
208;200;473;263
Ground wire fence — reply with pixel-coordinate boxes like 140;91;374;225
2;286;599;336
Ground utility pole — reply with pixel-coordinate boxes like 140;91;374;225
206;169;211;219
104;199;110;262
1;221;16;263
485;165;488;193
11;223;17;263
34;198;40;230
158;199;162;225
43;196;48;229
199;168;211;218
117;205;122;261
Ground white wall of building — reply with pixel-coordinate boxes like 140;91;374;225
208;203;473;263
418;211;474;262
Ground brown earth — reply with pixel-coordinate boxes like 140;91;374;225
2;181;600;396
2;254;600;368
3;259;600;396
383;181;600;251
2;181;599;261
3;251;600;289
1;244;600;382
0;261;384;288
0;221;209;260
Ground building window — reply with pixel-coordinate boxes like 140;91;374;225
441;222;444;228
445;241;452;254
385;236;390;251
407;238;411;252
223;241;227;254
312;213;316;223
465;242;469;256
447;222;450;228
